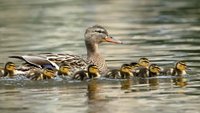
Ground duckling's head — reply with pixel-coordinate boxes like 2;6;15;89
5;62;16;71
138;57;150;68
120;64;133;76
85;25;122;45
59;63;71;75
130;62;139;70
88;64;100;78
176;61;187;71
149;64;161;75
43;68;56;78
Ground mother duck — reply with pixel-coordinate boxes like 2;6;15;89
10;25;122;75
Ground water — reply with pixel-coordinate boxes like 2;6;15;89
0;0;200;113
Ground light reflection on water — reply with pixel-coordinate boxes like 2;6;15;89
0;0;200;113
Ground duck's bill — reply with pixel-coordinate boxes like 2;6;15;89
104;36;123;44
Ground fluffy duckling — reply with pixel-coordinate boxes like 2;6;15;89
149;64;161;77
57;63;71;77
134;58;150;78
137;57;150;68
73;64;100;81
105;64;133;79
161;61;188;76
0;62;16;78
172;61;188;76
27;68;56;80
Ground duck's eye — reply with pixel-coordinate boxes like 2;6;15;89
95;30;104;34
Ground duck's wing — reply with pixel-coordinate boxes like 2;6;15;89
9;55;58;69
41;53;89;71
9;54;89;73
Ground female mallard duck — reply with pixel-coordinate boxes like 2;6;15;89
73;64;100;81
27;67;56;80
9;25;122;75
0;62;16;78
105;64;134;79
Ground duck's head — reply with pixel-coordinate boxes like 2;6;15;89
176;61;187;71
43;68;56;78
88;64;100;78
149;64;161;75
5;62;16;72
130;62;139;70
138;57;150;68
120;64;133;77
59;63;71;75
85;25;122;46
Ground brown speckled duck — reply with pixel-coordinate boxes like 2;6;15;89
9;25;122;75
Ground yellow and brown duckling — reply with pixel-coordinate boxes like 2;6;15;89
105;64;134;79
57;63;72;77
27;67;56;80
161;61;188;76
134;57;150;78
149;64;161;77
73;64;100;81
137;57;150;68
0;62;16;78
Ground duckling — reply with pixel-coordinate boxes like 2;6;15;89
149;64;161;77
73;64;100;81
135;57;150;78
105;64;133;79
27;68;56;80
57;63;72;77
137;57;150;68
172;61;188;77
172;61;188;87
160;61;188;76
148;64;161;88
0;62;16;78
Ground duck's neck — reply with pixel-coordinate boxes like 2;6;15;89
85;41;108;74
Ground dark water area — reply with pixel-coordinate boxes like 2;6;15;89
0;0;200;113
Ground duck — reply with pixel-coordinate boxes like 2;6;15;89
73;64;100;81
105;64;134;79
134;57;150;78
149;64;161;77
9;25;122;75
160;61;188;76
0;62;16;78
57;62;72;77
27;67;56;80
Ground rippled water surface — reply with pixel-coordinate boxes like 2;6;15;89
0;0;200;113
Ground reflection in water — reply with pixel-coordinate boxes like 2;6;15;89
87;79;101;101
149;78;159;90
87;79;108;113
173;77;188;87
121;79;132;90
